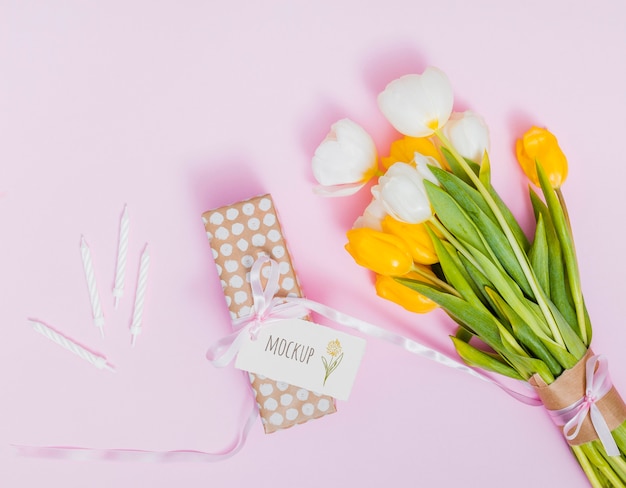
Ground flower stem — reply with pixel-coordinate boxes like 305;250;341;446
571;446;605;488
582;443;626;488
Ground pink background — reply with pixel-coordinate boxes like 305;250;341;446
2;1;626;486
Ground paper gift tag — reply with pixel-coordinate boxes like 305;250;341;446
236;318;366;401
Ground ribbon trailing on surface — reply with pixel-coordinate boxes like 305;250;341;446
548;355;619;457
13;385;259;462
207;255;541;406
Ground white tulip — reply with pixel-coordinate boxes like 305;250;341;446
443;111;490;163
373;161;440;224
377;67;454;138
312;118;378;197
413;153;441;186
353;197;387;231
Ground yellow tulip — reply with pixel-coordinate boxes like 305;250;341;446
381;215;439;265
345;227;413;276
382;135;443;170
375;272;438;313
516;126;568;188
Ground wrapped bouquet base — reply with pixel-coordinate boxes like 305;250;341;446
531;350;626;451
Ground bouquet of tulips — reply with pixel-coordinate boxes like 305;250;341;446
311;67;626;487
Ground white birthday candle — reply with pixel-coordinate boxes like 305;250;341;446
28;319;115;372
80;236;105;337
113;205;130;310
130;244;150;347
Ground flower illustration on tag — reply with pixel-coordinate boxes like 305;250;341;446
322;339;344;386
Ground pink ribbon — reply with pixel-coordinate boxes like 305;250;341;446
206;254;310;367
13;390;259;462
547;354;619;456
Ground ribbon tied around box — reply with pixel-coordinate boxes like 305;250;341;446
206;254;310;367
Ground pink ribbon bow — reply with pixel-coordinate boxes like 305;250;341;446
206;253;309;367
548;354;619;456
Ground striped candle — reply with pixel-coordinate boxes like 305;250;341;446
130;244;150;347
80;236;105;337
29;319;115;372
112;205;130;309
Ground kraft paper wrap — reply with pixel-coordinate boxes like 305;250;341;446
202;194;336;434
530;349;626;445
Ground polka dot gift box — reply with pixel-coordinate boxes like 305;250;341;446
202;194;337;433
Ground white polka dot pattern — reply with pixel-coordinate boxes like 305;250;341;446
204;196;305;315
203;194;336;433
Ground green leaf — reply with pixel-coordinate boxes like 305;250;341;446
536;337;578;371
457;253;499;312
494;318;528;358
465;243;525;311
397;279;502;350
424;181;488;255
478;150;491;186
520;296;578;369
545;298;587;360
583;302;593;346
440;146;479;186
451;336;524;380
487;186;531;252
455;326;474;343
427;229;483;307
529;186;547;222
536;162;588;345
430;167;497;224
503;350;555;384
529;189;577;330
486;288;562;376
528;213;550;296
441;241;488;306
467;244;558;345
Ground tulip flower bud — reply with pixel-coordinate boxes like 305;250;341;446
382;135;443;170
373;161;439;224
312;118;378;196
345;227;413;276
375;272;438;313
381;215;439;265
442;111;490;164
377;67;454;138
515;126;568;188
